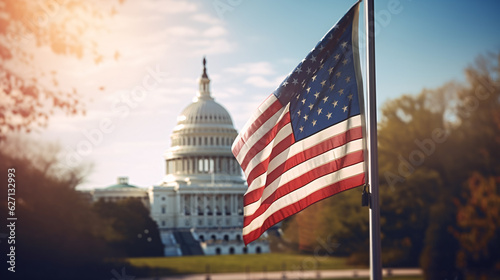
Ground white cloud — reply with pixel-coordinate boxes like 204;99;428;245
190;13;222;25
165;26;199;37
225;61;276;76
203;26;227;38
244;75;282;88
189;38;236;55
139;0;198;14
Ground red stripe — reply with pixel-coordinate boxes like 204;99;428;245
240;113;291;171
243;150;364;227
266;126;362;187
243;126;363;205
244;132;294;200
232;97;283;156
243;132;295;207
242;173;365;245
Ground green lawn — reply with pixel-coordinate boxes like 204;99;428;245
125;253;365;275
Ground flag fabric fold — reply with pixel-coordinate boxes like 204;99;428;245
232;1;366;245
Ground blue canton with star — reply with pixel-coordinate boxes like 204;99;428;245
273;5;361;142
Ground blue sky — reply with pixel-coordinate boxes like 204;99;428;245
27;0;500;189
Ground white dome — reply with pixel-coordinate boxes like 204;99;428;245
162;58;243;186
177;97;233;126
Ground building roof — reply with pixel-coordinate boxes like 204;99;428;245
104;177;139;189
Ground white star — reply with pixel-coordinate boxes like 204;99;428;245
319;63;324;70
303;114;308;121
348;94;353;100
297;110;301;116
312;119;317;126
292;78;298;85
342;105;348;112
341;41;348;48
329;84;335;91
320;80;327;87
342;59;349;65
336;72;341;78
299;126;304;132
306;87;311;93
301;98;306;104
334;54;340;60
310;55;317;62
317;108;323;115
345;76;351;83
308;103;314;110
326;112;332;119
322;96;328;103
314;92;320;99
319;44;324;51
333;100;338;107
282;81;288;87
339;89;344;95
328;67;334;75
328;33;334;40
306;68;312;74
295;67;302;73
311;75;317;82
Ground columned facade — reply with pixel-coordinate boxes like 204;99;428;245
149;58;269;256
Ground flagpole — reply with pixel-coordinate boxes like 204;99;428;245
365;0;382;279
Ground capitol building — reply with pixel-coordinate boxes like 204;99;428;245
90;59;270;256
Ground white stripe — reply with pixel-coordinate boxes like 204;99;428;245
244;138;364;216
243;123;293;193
243;162;365;235
232;95;280;157
235;106;286;164
267;115;362;175
243;115;363;195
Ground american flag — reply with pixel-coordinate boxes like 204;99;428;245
232;2;366;245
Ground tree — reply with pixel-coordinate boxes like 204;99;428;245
0;136;120;280
451;173;500;279
290;51;500;279
93;198;164;257
0;0;122;138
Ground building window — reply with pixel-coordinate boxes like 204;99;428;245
162;196;166;201
224;235;229;241
211;235;217;242
215;248;221;255
229;247;235;255
256;246;262;254
161;206;166;214
236;234;241;242
243;247;248;254
199;235;204;242
161;221;166;227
